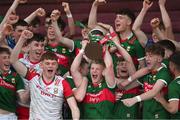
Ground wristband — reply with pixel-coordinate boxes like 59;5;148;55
79;49;84;54
136;96;141;102
66;14;72;18
127;76;132;82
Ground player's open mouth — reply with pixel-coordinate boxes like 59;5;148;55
47;70;53;73
92;75;98;79
49;32;55;36
35;52;42;56
121;70;127;73
146;62;151;66
4;64;10;68
115;23;121;28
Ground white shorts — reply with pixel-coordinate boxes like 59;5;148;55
0;113;17;120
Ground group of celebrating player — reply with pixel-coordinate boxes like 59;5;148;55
0;0;180;119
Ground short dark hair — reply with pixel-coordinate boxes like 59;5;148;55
169;51;180;71
80;58;89;68
13;19;28;29
91;59;105;67
30;17;41;27
0;47;11;55
40;51;58;62
145;44;165;57
27;33;45;44
157;40;176;53
116;8;136;23
117;57;125;64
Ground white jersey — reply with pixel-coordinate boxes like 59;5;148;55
19;53;42;87
18;53;42;107
26;70;73;120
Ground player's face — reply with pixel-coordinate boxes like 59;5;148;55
90;63;104;84
0;53;10;73
29;41;45;61
145;52;162;70
116;61;129;78
13;25;28;41
47;25;56;40
41;59;58;78
80;63;90;76
115;14;131;32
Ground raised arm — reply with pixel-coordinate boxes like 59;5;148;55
0;0;26;43
0;23;14;45
151;18;180;51
88;0;106;28
51;10;74;50
132;0;153;47
104;45;115;87
62;2;75;36
113;35;136;75
159;0;174;40
73;77;88;102
151;18;166;40
70;40;89;87
0;0;27;29
10;30;33;77
24;8;46;24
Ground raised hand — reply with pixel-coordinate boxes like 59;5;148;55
2;24;13;35
94;0;106;5
50;10;61;22
62;2;70;14
7;11;19;25
21;30;33;40
36;8;46;17
144;0;153;5
150;18;160;28
81;28;90;39
17;0;27;4
143;0;153;10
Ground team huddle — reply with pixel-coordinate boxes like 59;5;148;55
0;0;180;119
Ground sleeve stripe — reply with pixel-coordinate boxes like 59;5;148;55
17;89;26;93
72;88;77;91
70;41;75;52
137;57;145;61
168;98;179;101
106;80;116;89
158;79;167;85
161;63;167;68
137;80;143;86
